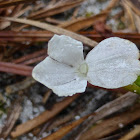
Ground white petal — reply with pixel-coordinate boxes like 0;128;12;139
86;37;139;64
52;79;87;96
32;57;76;88
86;37;140;88
48;34;84;67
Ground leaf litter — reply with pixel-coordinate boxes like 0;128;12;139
0;0;140;140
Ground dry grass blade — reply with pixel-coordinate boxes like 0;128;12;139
124;0;140;16
0;0;36;7
0;38;49;42
12;49;47;64
42;114;92;140
0;98;22;139
59;0;120;32
29;0;85;19
132;11;140;33
119;125;140;140
10;4;24;16
45;17;64;25
42;92;138;140
123;0;140;33
42;90;52;104
102;0;120;13
1;17;98;48
122;0;136;31
11;94;80;138
1;31;140;44
99;134;123;140
0;31;52;37
46;112;75;132
12;49;47;65
0;1;139;139
0;62;33;76
59;12;107;32
14;5;32;18
80;31;140;44
21;55;47;65
75;92;138;140
79;104;140;140
0;31;52;42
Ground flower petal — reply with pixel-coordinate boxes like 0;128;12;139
86;37;140;88
86;37;139;64
48;34;84;67
32;57;77;88
52;79;87;96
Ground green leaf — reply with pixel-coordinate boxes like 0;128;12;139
134;76;140;87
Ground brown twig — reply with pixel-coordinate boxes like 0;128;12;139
1;31;140;44
21;54;47;65
0;62;32;76
12;48;47;64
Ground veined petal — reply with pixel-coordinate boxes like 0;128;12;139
52;79;87;96
48;34;84;67
86;37;139;64
86;37;140;88
32;57;77;88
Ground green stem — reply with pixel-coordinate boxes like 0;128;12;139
124;83;140;95
124;76;140;95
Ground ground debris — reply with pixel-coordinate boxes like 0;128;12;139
0;0;140;140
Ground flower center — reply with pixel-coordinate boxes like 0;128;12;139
79;63;88;76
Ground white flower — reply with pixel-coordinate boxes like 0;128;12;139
32;35;140;96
